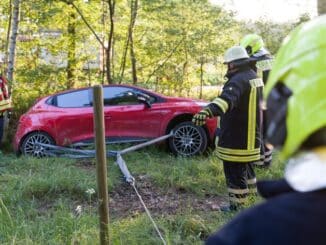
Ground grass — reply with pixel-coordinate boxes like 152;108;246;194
0;146;286;244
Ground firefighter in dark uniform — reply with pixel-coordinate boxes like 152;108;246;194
205;15;326;245
192;45;263;210
0;58;11;146
240;34;273;167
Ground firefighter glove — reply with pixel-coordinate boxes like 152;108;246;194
192;107;213;126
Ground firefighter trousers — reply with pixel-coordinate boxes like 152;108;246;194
254;143;273;167
223;161;257;207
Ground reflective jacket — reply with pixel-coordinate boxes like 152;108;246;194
251;51;274;165
250;51;273;85
0;75;12;114
212;65;263;162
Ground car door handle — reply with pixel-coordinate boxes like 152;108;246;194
105;115;112;119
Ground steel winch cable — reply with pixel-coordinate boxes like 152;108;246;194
115;153;166;244
131;180;167;245
36;132;174;244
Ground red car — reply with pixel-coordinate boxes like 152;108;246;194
14;85;217;157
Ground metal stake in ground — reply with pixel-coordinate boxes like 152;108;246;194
93;85;110;245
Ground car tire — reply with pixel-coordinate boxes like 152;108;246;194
21;131;55;157
168;121;208;156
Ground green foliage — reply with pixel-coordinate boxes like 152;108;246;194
238;17;310;56
136;0;238;94
0;0;305;127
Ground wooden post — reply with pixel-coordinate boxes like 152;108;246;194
93;85;110;245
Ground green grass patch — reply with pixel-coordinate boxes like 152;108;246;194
0;147;286;244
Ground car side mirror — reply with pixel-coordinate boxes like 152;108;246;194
137;95;151;108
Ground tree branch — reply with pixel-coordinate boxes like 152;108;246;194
70;1;106;49
145;37;185;83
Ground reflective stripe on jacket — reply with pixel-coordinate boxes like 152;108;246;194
215;67;263;162
0;76;12;113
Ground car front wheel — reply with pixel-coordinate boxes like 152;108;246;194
168;122;208;156
21;132;55;157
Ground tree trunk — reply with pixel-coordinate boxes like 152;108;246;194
112;37;115;81
7;0;20;83
179;42;188;95
318;0;326;15
5;0;13;69
199;58;204;99
129;0;138;84
119;0;138;84
101;0;106;85
67;5;77;89
118;33;130;84
69;1;107;84
106;0;115;84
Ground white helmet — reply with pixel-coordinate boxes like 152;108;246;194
223;45;249;64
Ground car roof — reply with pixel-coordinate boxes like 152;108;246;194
43;84;165;99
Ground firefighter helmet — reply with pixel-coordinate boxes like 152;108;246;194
240;34;264;56
264;15;326;160
223;46;249;64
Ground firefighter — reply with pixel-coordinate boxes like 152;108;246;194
192;45;263;211
0;58;11;146
240;33;273;167
240;33;273;83
205;15;326;245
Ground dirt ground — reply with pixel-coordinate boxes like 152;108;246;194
75;160;227;218
109;175;227;218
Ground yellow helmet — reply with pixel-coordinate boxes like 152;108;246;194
240;34;264;56
264;15;326;160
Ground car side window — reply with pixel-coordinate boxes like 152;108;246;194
54;89;91;108
102;87;155;106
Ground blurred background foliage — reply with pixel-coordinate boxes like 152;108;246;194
0;0;311;117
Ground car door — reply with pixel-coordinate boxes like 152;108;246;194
102;86;164;141
51;88;94;145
